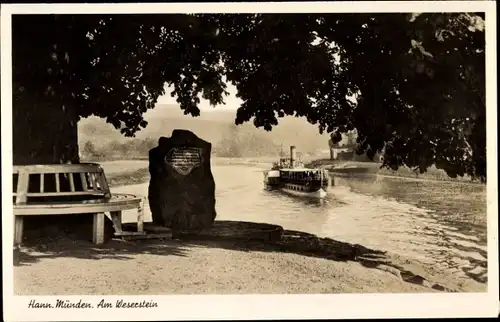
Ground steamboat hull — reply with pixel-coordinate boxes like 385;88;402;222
281;186;327;199
263;171;330;199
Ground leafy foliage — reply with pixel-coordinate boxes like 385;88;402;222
12;13;486;181
81;141;102;159
80;137;157;161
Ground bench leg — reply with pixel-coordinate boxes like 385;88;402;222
110;211;123;235
137;199;144;233
93;212;105;244
14;216;24;245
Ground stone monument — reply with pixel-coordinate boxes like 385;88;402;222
148;130;217;233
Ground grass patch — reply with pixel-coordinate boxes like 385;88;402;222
106;167;150;187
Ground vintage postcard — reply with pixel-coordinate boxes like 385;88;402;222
1;1;498;321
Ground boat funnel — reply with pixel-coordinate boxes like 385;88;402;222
290;145;297;168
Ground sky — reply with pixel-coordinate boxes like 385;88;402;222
157;83;242;111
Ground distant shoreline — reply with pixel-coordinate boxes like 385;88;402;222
306;159;482;184
99;157;482;188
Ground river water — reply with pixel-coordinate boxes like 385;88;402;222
110;163;488;288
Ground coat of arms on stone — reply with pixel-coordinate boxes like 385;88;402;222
164;147;204;175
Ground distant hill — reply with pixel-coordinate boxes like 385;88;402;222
78;104;333;157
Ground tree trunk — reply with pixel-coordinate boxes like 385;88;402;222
13;97;115;243
13;96;80;165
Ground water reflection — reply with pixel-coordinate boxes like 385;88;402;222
256;169;486;285
328;174;487;284
333;175;487;241
266;190;331;207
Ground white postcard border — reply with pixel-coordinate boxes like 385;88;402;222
2;2;498;321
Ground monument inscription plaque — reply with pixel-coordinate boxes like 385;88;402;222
165;147;203;175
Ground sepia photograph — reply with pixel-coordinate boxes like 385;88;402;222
1;1;498;320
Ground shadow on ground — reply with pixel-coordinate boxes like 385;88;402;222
14;238;189;266
14;220;452;292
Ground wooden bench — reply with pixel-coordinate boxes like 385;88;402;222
13;163;145;245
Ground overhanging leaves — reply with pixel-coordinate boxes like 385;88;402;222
12;13;486;181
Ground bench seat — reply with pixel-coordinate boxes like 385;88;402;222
14;193;142;215
13;163;145;245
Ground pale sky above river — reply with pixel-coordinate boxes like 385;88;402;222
157;82;242;111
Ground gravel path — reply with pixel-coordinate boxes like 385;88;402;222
14;238;431;295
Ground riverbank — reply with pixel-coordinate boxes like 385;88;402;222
88;156;483;186
307;159;480;183
102;158;483;188
15;226;445;295
14;214;485;294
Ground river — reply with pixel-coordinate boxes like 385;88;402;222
107;162;487;289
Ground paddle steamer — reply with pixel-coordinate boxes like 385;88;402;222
264;146;330;199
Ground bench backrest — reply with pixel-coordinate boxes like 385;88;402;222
13;163;111;205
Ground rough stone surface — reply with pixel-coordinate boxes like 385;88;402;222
148;130;216;232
